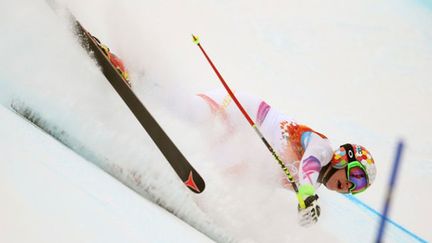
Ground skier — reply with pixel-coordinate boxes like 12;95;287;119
197;89;376;227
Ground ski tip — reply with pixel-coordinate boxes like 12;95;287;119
192;34;200;45
184;171;205;193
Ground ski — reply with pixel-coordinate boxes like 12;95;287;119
68;16;205;193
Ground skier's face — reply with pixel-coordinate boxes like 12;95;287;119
324;169;353;193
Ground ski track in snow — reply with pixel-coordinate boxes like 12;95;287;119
0;0;431;242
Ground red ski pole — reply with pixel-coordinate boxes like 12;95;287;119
192;35;306;209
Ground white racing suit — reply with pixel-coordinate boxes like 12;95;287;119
197;89;334;194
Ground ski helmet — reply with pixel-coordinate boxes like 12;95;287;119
323;144;376;194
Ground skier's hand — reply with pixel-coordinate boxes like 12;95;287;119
297;194;320;227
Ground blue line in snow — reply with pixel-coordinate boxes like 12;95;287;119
344;194;427;243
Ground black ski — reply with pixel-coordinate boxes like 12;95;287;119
70;17;205;193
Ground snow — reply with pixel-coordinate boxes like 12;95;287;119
0;106;214;243
0;0;431;242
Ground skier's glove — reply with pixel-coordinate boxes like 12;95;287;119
297;194;320;227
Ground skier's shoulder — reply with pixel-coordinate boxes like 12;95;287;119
275;116;331;154
297;123;331;153
303;132;333;167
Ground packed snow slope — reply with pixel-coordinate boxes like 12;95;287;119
0;106;214;243
1;0;431;242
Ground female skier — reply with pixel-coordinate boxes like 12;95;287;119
197;89;376;227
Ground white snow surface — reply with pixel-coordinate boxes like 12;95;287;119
0;106;214;243
0;0;431;242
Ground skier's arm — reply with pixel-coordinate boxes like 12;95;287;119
298;133;333;190
296;133;333;227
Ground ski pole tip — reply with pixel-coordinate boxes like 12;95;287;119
192;34;200;45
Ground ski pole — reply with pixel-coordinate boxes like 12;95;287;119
376;140;405;243
192;34;306;209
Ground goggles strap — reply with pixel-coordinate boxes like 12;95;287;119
317;163;329;184
320;164;338;185
341;144;357;163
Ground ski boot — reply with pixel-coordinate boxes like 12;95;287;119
92;36;132;87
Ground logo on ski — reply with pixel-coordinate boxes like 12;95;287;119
184;171;201;193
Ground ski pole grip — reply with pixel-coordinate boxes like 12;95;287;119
298;184;316;209
297;194;306;209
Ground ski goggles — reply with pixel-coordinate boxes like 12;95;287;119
346;161;369;195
